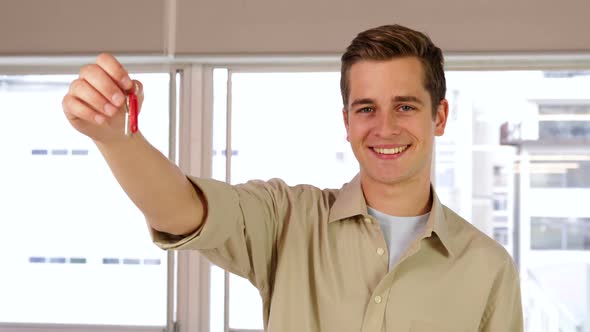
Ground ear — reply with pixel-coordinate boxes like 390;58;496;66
434;99;449;136
342;108;350;141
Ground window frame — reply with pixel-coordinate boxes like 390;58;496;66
206;54;590;332
2;52;590;332
0;59;196;332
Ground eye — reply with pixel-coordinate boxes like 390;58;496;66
399;105;415;112
357;107;374;113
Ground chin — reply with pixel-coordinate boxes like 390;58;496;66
378;177;407;186
364;170;408;186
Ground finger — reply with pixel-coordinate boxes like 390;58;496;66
95;52;134;91
79;64;127;108
133;80;145;113
133;80;143;96
63;94;106;125
69;78;120;118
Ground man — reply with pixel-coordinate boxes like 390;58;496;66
63;24;523;331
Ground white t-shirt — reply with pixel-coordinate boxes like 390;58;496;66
368;207;430;270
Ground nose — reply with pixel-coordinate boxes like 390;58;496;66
374;110;401;137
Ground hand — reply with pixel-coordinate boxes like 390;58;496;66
62;53;144;144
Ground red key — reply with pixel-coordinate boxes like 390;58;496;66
128;92;138;134
125;90;139;136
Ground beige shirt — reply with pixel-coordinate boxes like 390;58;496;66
152;175;523;332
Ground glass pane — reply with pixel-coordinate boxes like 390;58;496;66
0;73;170;325
493;193;508;211
565;218;590;250
493;227;509;246
228;273;264;329
444;70;590;332
218;68;590;332
530;159;590;188
532;217;590;251
210;265;225;332
230;72;358;187
531;217;565;250
222;72;358;330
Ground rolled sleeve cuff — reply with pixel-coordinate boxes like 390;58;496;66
150;176;242;251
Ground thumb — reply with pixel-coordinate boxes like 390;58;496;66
130;80;145;113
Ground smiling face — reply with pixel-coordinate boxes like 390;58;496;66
343;57;448;192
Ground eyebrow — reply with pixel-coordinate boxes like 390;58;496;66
393;95;424;105
350;98;374;107
350;95;425;107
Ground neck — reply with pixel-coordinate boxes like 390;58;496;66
361;174;432;217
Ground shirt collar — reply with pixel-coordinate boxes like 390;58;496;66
328;174;367;223
328;174;455;257
427;190;455;257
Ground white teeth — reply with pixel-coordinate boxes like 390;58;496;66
373;145;408;155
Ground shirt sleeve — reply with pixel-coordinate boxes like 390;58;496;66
479;256;524;332
149;176;290;293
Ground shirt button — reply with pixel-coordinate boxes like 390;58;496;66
363;217;372;224
374;296;382;304
376;248;385;256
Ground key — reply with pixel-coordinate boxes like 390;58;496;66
124;89;139;136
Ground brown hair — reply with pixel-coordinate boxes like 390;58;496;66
340;24;446;118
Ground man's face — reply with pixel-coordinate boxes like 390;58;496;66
343;57;448;189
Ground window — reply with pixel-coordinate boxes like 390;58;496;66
493;193;508;211
538;104;590;141
532;217;590;250
494;227;509;246
530;158;590;188
442;70;590;332
210;69;356;331
0;73;171;326
209;66;590;332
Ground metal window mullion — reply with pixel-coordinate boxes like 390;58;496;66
224;269;230;332
223;70;233;332
165;68;179;332
175;65;214;332
513;147;521;271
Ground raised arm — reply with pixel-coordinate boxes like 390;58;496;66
62;53;205;235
